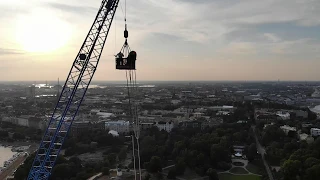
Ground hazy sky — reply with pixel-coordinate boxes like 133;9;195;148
1;0;320;81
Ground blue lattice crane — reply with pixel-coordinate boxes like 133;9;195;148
27;0;120;179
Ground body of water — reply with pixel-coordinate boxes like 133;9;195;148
0;146;16;168
88;84;155;88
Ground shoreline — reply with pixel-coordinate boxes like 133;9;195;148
0;141;38;147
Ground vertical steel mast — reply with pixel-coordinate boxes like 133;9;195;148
27;0;120;179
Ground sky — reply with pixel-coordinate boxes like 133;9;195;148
1;0;320;81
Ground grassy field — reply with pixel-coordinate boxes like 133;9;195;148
232;162;245;166
219;173;261;180
229;167;248;174
246;163;261;174
178;168;201;179
246;159;266;175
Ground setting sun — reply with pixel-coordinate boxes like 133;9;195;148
15;10;72;53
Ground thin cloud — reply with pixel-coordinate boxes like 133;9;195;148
1;0;320;81
46;2;97;15
116;0;320;47
263;33;281;43
0;48;25;56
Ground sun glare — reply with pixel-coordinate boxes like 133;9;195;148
15;10;72;53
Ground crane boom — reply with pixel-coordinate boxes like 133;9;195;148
27;0;119;179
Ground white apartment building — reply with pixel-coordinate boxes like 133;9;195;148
310;128;320;137
2;116;29;127
193;112;203;118
276;111;291;120
105;120;130;134
155;121;174;132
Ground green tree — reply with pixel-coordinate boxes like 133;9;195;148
50;163;73;179
304;157;320;169
144;173;151;180
175;159;186;175
76;172;91;180
210;144;230;163
206;168;219;180
304;164;320;180
167;168;176;179
0;130;8;137
146;156;162;173
14;167;28;180
118;147;127;161
281;160;301;180
106;153;117;166
247;143;257;162
102;167;110;175
13;132;25;139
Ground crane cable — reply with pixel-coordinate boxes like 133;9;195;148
125;70;136;180
132;70;142;180
122;0;142;179
126;70;142;180
127;69;142;175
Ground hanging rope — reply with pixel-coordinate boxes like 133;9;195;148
132;134;137;180
127;68;142;180
114;14;116;55
119;1;141;179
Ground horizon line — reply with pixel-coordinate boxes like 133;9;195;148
0;80;319;82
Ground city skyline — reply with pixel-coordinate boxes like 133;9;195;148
1;0;320;81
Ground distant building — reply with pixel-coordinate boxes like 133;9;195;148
201;118;223;129
263;123;275;129
16;117;29;127
310;128;320;137
109;130;119;137
71;121;91;136
155;121;174;132
280;125;296;135
209;106;235;112
310;105;320;118
140;122;154;130
180;121;202;129
233;145;245;158
28;117;45;130
302;123;313;128
255;109;278;122
276;111;290;120
294;110;308;119
105;120;130;134
26;85;36;99
311;88;320;97
1;115;47;130
193;112;203;118
237;120;248;124
171;100;181;105
299;133;314;144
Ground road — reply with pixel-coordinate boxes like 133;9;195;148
252;125;274;180
0;155;26;180
0;144;38;180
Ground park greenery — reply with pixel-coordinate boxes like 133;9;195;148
12;100;319;179
14;121;257;179
256;121;320;180
138;121;256;178
14;129;126;180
